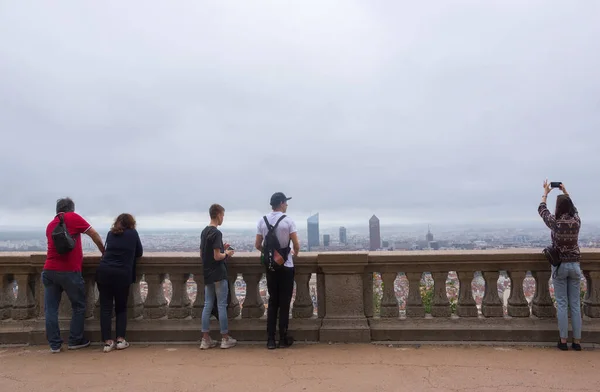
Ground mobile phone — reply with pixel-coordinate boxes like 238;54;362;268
227;246;234;251
550;182;562;188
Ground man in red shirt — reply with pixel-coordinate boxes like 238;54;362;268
43;197;105;353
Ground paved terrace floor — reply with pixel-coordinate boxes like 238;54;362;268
1;344;599;392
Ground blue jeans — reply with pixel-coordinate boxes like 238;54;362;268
42;270;87;349
201;279;229;334
552;262;582;340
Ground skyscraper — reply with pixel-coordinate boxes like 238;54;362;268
369;215;381;251
323;234;330;247
307;213;320;251
426;225;434;242
339;226;347;245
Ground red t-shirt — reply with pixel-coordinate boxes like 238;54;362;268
44;212;92;272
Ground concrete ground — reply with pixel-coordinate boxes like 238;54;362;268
0;343;598;392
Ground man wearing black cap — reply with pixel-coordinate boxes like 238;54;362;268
255;192;300;349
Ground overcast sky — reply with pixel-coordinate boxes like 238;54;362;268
1;1;599;230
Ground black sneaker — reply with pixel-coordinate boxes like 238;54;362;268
267;337;276;350
557;342;568;351
278;335;294;349
572;343;582;351
68;340;91;350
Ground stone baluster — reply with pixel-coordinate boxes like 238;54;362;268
431;272;451;317
143;273;167;319
291;273;313;318
58;291;72;319
456;271;477;317
363;272;373;319
532;270;556;318
227;270;241;319
127;275;144;319
481;271;504;317
380;272;399;318
507;271;530;317
192;275;205;319
317;272;326;318
0;274;14;320
83;272;96;319
168;273;191;319
11;273;35;320
584;271;600;318
405;272;425;317
241;273;265;318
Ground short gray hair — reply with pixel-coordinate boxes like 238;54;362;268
56;198;75;214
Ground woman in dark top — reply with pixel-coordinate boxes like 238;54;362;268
538;180;582;351
96;213;143;353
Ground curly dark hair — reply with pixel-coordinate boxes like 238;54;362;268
110;213;137;235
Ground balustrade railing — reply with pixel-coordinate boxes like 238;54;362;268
0;250;599;345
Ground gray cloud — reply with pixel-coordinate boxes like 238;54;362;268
1;0;599;228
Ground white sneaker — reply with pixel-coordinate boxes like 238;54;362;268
116;340;130;350
200;338;218;350
220;337;237;349
103;342;116;353
50;347;61;354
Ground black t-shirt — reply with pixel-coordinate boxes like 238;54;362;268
200;226;227;285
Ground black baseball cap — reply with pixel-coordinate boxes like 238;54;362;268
270;192;292;207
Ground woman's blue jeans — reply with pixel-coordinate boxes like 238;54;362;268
552;262;582;340
201;279;229;334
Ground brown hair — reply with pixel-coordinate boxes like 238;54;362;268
555;195;576;218
110;213;137;235
209;204;225;219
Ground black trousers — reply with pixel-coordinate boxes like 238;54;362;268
266;266;295;338
96;269;131;342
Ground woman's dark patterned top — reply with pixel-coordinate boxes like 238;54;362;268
538;202;581;262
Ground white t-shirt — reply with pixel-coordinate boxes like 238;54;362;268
256;211;297;268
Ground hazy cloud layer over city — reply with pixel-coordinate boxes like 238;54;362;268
1;1;599;229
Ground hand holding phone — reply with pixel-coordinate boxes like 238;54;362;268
550;181;562;188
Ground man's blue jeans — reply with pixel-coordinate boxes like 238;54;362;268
42;270;87;349
552;262;583;340
201;279;229;334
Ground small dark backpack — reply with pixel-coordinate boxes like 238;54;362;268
543;246;561;278
52;213;76;254
261;215;289;272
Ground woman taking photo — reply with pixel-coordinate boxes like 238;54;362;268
96;213;143;353
538;180;582;351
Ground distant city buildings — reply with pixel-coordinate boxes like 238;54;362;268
307;213;320;251
339;226;347;245
369;215;381;251
323;234;330;247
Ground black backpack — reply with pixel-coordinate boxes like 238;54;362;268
543;246;562;278
261;215;290;272
52;213;76;254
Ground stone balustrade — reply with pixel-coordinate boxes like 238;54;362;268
1;250;599;345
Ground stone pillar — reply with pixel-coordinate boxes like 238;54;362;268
363;272;373;319
431;272;451;317
317;272;326;318
507;271;530;317
532;270;556;318
127;276;144;319
226;270;241;319
291;273;313;319
192;276;205;319
0;274;14;320
11;273;35;320
168;273;191;319
456;271;477;317
380;272;399;318
482;271;504;317
242;273;266;318
318;253;370;342
584;271;600;318
83;272;96;319
143;273;167;319
405;272;425;317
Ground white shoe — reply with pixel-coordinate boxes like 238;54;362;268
116;340;130;350
200;338;218;350
103;342;116;353
50;347;61;354
220;337;237;349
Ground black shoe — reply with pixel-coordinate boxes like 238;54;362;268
278;335;294;348
267;338;276;350
557;342;568;351
572;343;582;351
